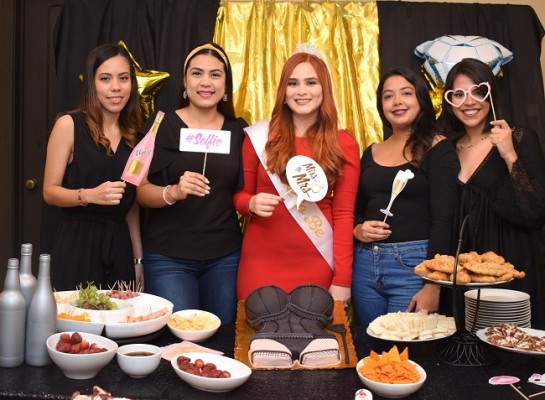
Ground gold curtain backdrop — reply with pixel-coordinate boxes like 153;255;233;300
214;1;383;151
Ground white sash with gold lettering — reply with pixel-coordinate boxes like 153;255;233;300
245;120;334;271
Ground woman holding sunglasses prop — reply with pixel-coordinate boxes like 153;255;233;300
440;58;545;329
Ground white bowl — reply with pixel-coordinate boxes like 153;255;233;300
116;344;162;378
167;310;220;342
170;352;251;392
46;332;117;379
104;298;173;339
57;317;105;336
356;357;426;398
66;299;133;324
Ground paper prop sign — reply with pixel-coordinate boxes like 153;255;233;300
286;155;328;209
529;373;545;387
414;35;513;87
179;128;231;175
488;376;520;385
354;389;373;399
380;169;415;222
121;111;165;186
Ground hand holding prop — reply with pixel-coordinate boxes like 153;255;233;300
286;156;328;210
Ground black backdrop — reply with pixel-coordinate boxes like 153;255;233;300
53;0;220;116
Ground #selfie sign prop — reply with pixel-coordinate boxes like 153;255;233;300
286;155;328;209
179;128;231;175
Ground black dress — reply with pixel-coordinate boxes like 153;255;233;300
50;112;136;291
454;127;545;329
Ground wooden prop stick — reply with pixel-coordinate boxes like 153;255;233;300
202;153;208;176
489;92;498;121
510;384;530;400
529;390;545;398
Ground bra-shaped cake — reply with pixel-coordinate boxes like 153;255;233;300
245;285;340;368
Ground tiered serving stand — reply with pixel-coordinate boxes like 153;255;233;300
427;215;508;367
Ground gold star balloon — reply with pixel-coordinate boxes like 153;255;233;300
118;40;169;118
420;68;445;119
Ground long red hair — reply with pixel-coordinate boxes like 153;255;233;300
265;52;345;185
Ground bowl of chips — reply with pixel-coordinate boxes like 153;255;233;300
356;346;426;398
167;309;221;342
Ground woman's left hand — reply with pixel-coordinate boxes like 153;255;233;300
406;283;439;313
490;119;518;166
329;285;351;306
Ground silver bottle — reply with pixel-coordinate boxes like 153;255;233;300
0;258;27;367
19;243;37;309
25;254;57;366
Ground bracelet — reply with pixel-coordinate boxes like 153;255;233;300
162;185;176;205
77;189;88;207
133;258;144;264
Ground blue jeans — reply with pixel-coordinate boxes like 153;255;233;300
351;240;428;327
143;249;240;324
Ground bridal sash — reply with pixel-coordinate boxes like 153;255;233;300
245;120;334;271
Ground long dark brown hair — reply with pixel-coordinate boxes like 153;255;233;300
266;52;345;186
376;66;437;167
79;43;142;153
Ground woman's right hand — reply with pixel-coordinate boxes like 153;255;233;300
249;193;283;217
170;171;211;201
353;220;391;243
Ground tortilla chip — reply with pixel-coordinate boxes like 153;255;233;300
358;346;420;384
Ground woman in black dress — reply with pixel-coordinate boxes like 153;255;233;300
440;58;545;329
43;43;144;291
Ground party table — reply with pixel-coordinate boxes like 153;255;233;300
0;325;544;399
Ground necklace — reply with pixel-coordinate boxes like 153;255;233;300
456;135;487;150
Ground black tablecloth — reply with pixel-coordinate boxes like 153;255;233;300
1;326;544;399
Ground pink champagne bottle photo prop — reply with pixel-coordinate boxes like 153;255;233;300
121;111;165;186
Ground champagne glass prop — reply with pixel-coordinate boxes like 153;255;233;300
380;169;414;222
121;111;165;186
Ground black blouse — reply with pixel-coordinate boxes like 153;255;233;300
355;139;460;258
455;127;545;329
141;111;247;260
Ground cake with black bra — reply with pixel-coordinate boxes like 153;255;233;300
244;285;341;368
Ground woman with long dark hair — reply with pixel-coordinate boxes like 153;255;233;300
440;58;545;329
352;66;459;327
43;43;144;290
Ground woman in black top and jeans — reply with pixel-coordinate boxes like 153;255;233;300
352;67;459;327
137;43;247;323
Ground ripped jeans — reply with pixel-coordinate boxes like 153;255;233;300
351;239;428;327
